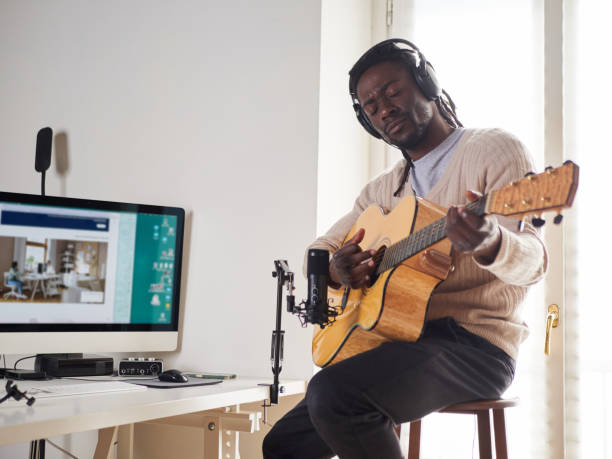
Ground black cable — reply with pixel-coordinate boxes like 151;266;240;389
14;355;36;369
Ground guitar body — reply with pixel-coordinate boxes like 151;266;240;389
312;195;453;367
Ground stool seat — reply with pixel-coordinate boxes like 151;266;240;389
440;397;519;413
405;397;518;459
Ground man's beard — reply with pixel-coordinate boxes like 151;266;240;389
384;104;432;150
385;118;428;150
392;124;427;150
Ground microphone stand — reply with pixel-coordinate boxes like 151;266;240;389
260;260;294;421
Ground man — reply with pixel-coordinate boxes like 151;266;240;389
45;260;55;274
7;261;26;299
263;39;547;459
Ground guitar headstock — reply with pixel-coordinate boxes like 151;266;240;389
486;161;579;220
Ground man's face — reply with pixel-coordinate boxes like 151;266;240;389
356;60;434;149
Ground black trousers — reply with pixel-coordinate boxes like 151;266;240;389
262;318;515;459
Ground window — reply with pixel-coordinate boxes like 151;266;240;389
566;1;612;456
25;238;47;272
391;2;546;454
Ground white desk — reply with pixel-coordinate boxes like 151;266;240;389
0;377;305;458
22;273;61;300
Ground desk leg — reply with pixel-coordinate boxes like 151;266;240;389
117;424;134;459
202;414;222;459
93;426;118;459
30;280;39;300
93;424;133;459
141;406;262;459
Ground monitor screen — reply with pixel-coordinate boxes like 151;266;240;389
0;192;184;353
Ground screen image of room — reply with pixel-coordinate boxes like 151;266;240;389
0;236;108;304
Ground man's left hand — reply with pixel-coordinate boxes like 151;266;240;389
446;190;502;264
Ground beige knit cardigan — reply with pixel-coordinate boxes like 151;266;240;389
307;128;548;360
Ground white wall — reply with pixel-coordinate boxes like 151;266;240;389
317;0;373;236
0;0;321;456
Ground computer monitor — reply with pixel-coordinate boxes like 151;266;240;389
0;191;184;354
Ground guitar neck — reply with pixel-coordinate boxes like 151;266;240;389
375;196;487;275
372;161;579;275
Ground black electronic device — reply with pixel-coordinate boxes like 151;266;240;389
158;369;188;383
348;39;442;139
119;357;163;376
34;126;53;196
285;250;338;329
34;354;113;377
2;369;47;380
306;249;331;326
34;127;53;172
0;191;185;355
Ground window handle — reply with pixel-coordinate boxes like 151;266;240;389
545;304;559;356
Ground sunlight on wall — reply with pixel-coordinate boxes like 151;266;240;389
567;2;612;458
317;0;373;237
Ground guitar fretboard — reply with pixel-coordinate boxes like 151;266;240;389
375;197;487;275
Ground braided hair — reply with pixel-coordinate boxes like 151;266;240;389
348;41;462;196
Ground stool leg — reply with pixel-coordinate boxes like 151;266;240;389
476;411;492;459
408;420;421;459
492;408;508;459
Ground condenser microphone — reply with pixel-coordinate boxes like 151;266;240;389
306;249;330;326
35;127;53;172
35;127;53;196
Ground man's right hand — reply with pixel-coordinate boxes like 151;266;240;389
329;228;377;289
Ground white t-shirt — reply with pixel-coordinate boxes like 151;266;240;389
409;128;465;197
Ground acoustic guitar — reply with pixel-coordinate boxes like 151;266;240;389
312;161;579;367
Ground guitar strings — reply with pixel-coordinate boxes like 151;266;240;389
375;197;485;275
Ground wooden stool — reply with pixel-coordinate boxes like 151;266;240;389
404;398;519;459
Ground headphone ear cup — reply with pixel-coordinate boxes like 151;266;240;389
353;103;382;139
413;60;442;101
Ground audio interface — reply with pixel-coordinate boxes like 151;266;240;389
118;357;163;376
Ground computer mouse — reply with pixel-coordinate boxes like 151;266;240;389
158;369;188;383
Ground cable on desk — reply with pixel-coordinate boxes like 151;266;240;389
14;355;36;369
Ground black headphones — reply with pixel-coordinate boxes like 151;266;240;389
348;39;442;139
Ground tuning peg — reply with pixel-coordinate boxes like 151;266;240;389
545;166;553;171
524;171;535;177
531;217;546;227
553;214;563;224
